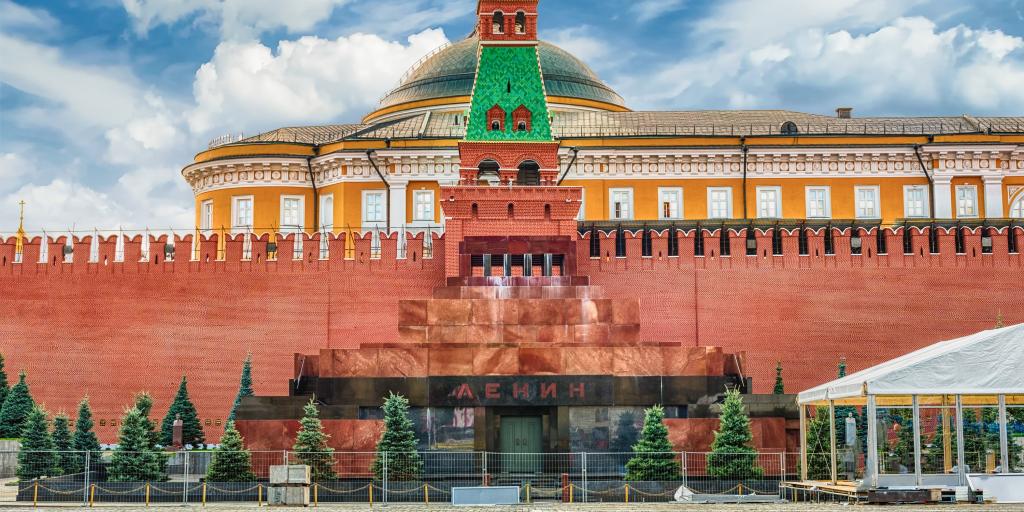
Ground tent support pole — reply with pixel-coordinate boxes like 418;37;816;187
866;395;878;488
799;404;808;481
829;400;838;484
912;395;922;486
998;395;1009;474
955;395;966;485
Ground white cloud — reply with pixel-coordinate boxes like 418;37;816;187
630;0;686;23
121;0;351;40
544;26;611;64
0;0;58;34
187;28;450;134
2;179;131;232
617;0;1024;115
0;153;30;194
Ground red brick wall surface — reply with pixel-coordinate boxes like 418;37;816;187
0;226;1020;442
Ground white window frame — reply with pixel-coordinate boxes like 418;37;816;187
412;189;435;223
609;188;634;220
658;187;684;220
231;195;254;233
903;185;930;218
1012;194;1024;219
319;194;334;231
805;186;831;219
362;190;387;226
577;190;586;221
955;185;979;218
707;187;733;219
200;200;213;234
280;195;305;233
854;186;881;220
756;186;782;219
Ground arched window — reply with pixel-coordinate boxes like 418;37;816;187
780;121;799;135
515;11;526;34
487;104;506;131
478;159;500;185
492;11;505;34
1011;194;1024;218
517;121;527;132
512;105;531;132
517;160;540;186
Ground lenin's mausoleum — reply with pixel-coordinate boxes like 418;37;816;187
1;0;1022;456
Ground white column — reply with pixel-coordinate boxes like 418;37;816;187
389;181;407;232
829;401;838;484
933;176;953;219
955;395;966;484
799;405;808;481
983;176;1005;218
866;395;879;488
999;395;1009;474
912;395;922;486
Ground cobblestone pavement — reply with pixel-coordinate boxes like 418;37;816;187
2;504;1024;511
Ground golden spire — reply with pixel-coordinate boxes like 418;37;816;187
15;200;26;255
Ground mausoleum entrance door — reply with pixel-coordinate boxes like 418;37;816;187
499;416;543;472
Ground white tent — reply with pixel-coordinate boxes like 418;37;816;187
799;323;1024;403
795;324;1024;497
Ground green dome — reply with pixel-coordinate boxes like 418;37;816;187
378;36;626;112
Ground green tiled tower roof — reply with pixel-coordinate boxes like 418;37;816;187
465;45;552;141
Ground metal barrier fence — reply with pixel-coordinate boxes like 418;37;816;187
3;450;789;505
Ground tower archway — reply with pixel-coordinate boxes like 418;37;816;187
517;160;540;186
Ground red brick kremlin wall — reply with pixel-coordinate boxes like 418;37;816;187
0;226;1020;442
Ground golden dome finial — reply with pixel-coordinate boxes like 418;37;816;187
15;200;26;257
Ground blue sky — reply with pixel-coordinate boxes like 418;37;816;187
1;0;1023;232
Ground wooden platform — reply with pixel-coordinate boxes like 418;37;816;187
780;480;864;501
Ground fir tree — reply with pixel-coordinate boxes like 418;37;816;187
0;372;35;438
293;400;336;481
51;414;77;476
206;422;256;482
71;397;101;465
889;411;916;471
773;362;785;394
625;405;681;481
16;406;55;480
372;393;423;481
707;389;763;478
228;353;254;423
0;354;9;410
134;392;160;449
804;406;832;479
610;410;640;453
159;376;205;448
109;407;167;482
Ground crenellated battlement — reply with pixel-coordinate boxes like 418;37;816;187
1;224;1021;277
0;231;446;275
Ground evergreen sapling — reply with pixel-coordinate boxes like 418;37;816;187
51;413;77;476
293;400;337;481
160;376;205;448
228;353;254;423
0;372;35;438
0;354;9;411
707;389;763;478
109;407;167;482
71;397;101;469
206;423;256;482
773;362;785;394
625;405;681;481
16;406;54;480
134;392;160;449
372;393;423;481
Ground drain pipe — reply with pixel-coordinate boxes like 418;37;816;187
306;152;320;232
366;149;391;231
556;147;580;186
740;137;749;219
913;136;936;219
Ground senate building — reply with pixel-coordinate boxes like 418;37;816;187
2;0;1022;454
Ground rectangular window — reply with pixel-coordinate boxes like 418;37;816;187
610;188;633;220
855;186;880;219
658;187;683;220
756;187;781;219
231;196;254;232
805;186;831;219
707;187;732;219
904;185;929;218
413;190;434;222
319;194;334;231
280;196;304;232
577;190;586;221
200;200;213;233
956;185;978;218
363;191;386;224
